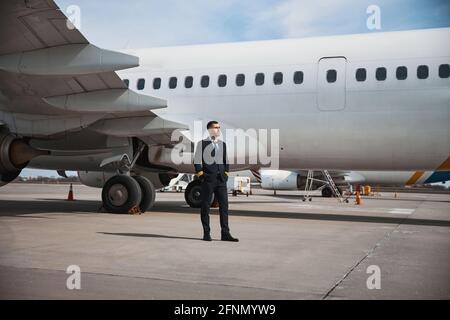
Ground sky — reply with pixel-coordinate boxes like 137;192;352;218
21;0;450;178
54;0;450;49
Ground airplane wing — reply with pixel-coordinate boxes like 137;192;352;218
0;0;187;141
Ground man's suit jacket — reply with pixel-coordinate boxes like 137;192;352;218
194;139;229;183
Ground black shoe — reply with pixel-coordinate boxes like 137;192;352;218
203;233;212;241
221;233;239;242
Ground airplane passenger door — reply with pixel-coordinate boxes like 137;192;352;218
317;57;347;111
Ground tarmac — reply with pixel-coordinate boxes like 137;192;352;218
0;183;449;299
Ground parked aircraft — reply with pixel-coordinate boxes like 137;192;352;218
1;1;449;213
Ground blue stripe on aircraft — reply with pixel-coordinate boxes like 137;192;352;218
424;171;450;184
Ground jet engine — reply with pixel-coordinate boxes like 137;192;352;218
259;169;349;197
260;170;310;190
0;131;48;187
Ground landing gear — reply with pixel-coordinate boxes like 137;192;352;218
100;138;159;214
133;175;156;212
102;175;142;214
322;186;348;202
184;180;214;208
321;186;333;198
303;170;350;203
101;175;157;214
185;180;203;208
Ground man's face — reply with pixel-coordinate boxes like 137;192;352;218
208;123;221;139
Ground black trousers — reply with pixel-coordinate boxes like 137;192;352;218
200;176;229;234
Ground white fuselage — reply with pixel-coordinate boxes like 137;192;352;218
118;28;450;172
257;169;450;190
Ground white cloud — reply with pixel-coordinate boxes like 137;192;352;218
55;0;389;49
250;0;367;39
58;0;245;48
56;0;450;49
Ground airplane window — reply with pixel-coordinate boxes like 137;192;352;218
417;65;429;79
293;71;303;84
356;68;366;82
273;72;283;85
123;79;129;88
185;76;193;88
137;78;145;90
201;75;210;88
236;74;245;87
376;67;387;81
255;73;265;86
327;70;337;83
169;77;178;89
153;78;161;90
439;64;450;78
396;66;407;80
218;74;227;87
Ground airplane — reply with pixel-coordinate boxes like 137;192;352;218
0;0;449;213
250;169;450;198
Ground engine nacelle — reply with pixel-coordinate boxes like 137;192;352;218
0;130;48;187
260;169;329;190
260;169;351;191
78;170;177;190
261;170;304;190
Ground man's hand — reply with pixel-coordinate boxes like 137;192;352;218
196;171;204;177
225;172;229;176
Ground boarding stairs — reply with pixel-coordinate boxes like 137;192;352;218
302;170;349;203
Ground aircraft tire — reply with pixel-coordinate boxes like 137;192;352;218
185;180;214;208
321;186;333;198
185;180;203;208
102;175;142;214
133;175;156;212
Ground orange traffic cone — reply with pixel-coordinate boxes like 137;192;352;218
355;191;361;205
67;183;75;201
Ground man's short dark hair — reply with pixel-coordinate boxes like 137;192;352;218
207;121;219;129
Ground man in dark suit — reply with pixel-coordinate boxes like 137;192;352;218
194;121;239;242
